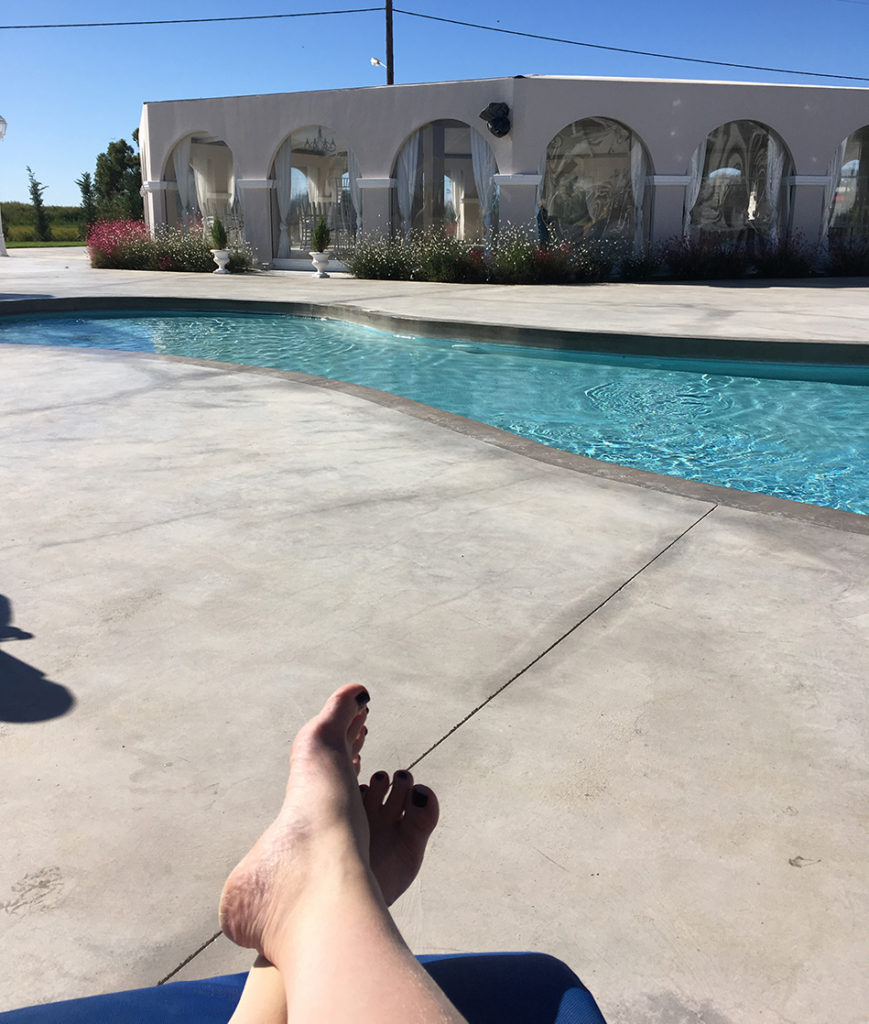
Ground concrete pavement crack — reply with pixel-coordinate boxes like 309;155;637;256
406;503;719;770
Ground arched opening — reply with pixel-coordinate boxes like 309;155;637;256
164;133;240;239
391;120;499;240
683;120;793;245
270;127;358;258
539;117;650;246
825;125;869;245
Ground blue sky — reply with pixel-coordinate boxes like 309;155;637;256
1;0;867;205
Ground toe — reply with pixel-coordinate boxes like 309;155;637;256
404;784;440;838
313;685;371;746
350;717;368;760
384;769;413;818
362;770;390;814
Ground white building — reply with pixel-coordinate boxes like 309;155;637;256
139;75;869;265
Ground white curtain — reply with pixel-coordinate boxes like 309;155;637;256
274;141;293;258
227;166;242;240
396;131;420;240
630;136;646;250
191;160;209;231
348;149;361;224
823;138;847;240
765;136;785;245
172;137;193;231
470;129;497;237
683;143;705;235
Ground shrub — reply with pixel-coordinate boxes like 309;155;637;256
86;218;255;273
86;218;152;269
411;231;488;283
752;234;815;279
27;166;52;242
663;236;751;281
311;217;331;252
824;237;869;277
615;243;664;282
210;217;228;250
571;239;618;283
341;235;415;280
489;227;540;284
530;242;576;284
227;242;256;273
152;226;213;272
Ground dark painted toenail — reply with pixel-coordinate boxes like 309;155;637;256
412;787;429;808
373;771;388;782
396;770;410;780
356;689;370;707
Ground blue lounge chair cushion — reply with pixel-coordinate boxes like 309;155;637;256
0;951;607;1023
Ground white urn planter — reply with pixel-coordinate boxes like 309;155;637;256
211;249;231;274
309;250;331;278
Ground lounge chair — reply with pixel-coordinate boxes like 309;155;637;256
0;952;607;1023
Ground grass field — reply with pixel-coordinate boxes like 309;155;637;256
4;240;87;249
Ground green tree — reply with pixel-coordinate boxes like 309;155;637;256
94;133;143;220
26;166;52;241
75;171;98;231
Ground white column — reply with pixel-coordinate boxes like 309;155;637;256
492;174;541;232
648;175;692;245
235;179;275;263
140;180;172;237
356;178;395;237
788;175;831;242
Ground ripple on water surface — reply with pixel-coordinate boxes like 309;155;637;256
2;310;867;515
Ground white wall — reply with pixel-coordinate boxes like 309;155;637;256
139;76;869;257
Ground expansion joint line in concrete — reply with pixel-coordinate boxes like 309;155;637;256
406;502;719;771
154;504;717;982
157;930;222;986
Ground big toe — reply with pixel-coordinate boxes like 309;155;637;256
310;684;371;745
404;784;439;840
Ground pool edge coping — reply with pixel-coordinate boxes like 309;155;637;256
2;335;866;536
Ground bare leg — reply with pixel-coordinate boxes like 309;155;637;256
229;767;440;1024
219;684;465;1023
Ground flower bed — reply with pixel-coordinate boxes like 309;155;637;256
86;219;255;273
341;227;867;284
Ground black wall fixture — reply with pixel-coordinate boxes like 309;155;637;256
480;102;511;138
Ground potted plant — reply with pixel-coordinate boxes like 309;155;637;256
210;217;231;274
309;217;331;278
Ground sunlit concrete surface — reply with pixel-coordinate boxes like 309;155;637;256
1;251;867;1024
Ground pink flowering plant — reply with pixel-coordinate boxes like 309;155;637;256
86;218;153;269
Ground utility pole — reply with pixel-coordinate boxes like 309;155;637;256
385;0;394;84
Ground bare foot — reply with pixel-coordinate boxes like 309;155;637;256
222;687;457;1024
363;769;439;906
219;683;374;958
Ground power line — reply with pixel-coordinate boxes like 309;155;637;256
0;8;379;30
394;8;869;83
1;4;866;84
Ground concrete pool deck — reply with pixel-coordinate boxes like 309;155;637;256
1;250;867;1023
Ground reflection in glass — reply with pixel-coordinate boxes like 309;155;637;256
684;120;792;246
539;118;649;247
825;125;869;245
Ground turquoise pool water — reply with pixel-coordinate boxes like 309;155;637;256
2;310;867;515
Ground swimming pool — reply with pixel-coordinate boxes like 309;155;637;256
2;310;867;515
